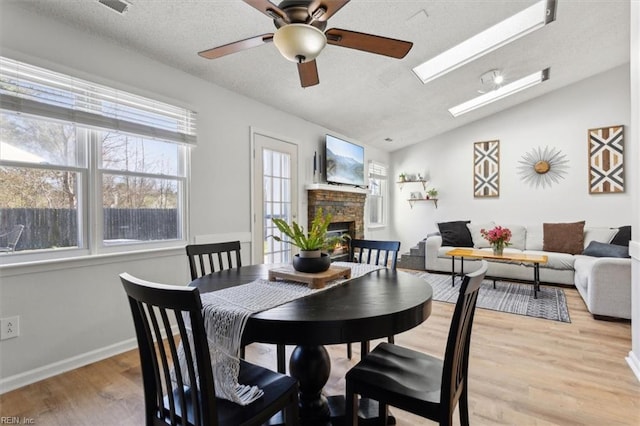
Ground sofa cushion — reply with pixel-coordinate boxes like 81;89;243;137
583;227;618;248
525;225;543;251
503;225;527;250
543;221;585;255
572;255;595;293
525;250;576;270
583;241;630;258
437;221;473;247
466;222;495;248
610;225;631;247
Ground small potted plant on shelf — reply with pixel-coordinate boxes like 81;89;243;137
426;188;438;199
271;208;344;273
398;172;406;182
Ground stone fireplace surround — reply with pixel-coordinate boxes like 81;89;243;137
306;184;367;242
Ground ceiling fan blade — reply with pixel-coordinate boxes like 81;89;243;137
307;0;350;22
243;0;289;22
325;28;413;59
198;34;274;59
298;60;320;87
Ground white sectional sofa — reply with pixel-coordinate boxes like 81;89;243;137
425;221;631;320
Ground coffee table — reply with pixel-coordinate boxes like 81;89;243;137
445;248;548;298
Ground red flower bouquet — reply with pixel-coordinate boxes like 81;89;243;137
480;226;512;255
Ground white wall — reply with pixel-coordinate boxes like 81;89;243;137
0;4;389;390
390;65;633;251
627;1;640;382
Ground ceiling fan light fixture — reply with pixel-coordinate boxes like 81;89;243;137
273;24;327;63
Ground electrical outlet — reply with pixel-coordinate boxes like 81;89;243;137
1;316;20;340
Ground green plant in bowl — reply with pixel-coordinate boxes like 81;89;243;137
272;208;341;256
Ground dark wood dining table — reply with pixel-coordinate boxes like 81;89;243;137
190;264;433;425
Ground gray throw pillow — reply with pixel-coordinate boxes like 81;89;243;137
583;241;629;258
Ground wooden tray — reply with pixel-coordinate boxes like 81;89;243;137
268;265;352;289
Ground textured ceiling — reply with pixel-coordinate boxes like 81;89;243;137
8;0;631;151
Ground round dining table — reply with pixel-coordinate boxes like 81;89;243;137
191;264;433;425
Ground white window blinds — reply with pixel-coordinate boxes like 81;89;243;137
368;161;387;179
0;57;197;145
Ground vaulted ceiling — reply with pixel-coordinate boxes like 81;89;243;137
8;0;631;151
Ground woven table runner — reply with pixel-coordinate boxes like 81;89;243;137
178;262;383;405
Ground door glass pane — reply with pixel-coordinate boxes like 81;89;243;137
263;148;292;264
281;153;290;178
263;150;272;175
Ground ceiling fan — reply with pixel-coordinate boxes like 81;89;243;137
198;0;413;87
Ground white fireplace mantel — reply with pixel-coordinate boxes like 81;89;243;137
305;183;368;194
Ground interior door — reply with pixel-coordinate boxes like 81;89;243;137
252;131;298;264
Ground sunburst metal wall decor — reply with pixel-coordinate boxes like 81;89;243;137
517;146;569;188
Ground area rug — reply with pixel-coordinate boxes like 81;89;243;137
408;271;571;323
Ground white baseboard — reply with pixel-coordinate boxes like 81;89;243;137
626;350;640;382
0;325;180;395
0;338;137;394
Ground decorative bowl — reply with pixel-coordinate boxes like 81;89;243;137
292;253;331;273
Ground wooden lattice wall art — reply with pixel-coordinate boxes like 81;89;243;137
473;140;500;197
588;125;624;194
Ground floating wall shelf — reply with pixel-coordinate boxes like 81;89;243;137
397;179;438;208
408;198;438;209
396;179;428;191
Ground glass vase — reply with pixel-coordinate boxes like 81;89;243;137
492;242;504;256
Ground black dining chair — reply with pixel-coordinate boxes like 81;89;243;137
344;261;488;426
120;273;299;426
185;241;288;374
346;239;401;360
185;241;243;279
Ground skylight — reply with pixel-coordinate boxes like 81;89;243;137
412;0;556;84
448;68;550;117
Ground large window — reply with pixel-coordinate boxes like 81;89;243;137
368;161;387;227
0;57;195;261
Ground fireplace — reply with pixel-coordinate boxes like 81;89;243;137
307;185;367;261
326;222;354;260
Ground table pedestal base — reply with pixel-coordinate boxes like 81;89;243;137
267;396;396;426
290;345;331;422
283;345;394;425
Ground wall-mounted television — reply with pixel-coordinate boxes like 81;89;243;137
325;134;365;187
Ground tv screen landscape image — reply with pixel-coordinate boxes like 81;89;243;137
325;134;365;186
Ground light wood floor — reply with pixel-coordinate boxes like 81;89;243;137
1;284;638;425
